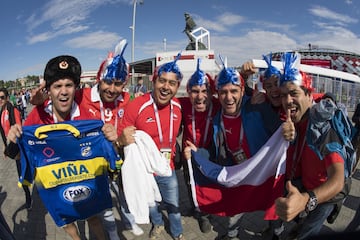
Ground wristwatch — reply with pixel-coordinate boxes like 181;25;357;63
305;191;318;213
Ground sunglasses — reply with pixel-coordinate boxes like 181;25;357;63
0;96;6;100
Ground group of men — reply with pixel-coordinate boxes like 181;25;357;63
1;43;355;240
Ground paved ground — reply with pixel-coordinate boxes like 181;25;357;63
1;154;360;240
0;108;360;239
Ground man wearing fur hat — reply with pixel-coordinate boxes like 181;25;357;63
275;52;345;239
30;40;144;239
7;55;107;240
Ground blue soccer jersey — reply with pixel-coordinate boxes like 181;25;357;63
17;119;119;227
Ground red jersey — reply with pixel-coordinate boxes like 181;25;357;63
179;97;220;148
25;101;92;126
121;93;182;170
74;85;130;135
286;118;344;190
221;113;251;163
1;105;21;136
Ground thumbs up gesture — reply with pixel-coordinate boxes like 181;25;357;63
282;109;296;141
275;181;309;221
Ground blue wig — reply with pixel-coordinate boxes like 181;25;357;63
187;58;209;91
157;52;183;81
99;39;129;83
216;55;241;90
279;52;303;86
262;53;281;80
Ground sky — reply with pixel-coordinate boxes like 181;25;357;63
1;0;360;81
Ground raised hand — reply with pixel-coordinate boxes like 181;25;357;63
30;81;48;105
250;88;266;104
282;109;296;141
240;61;257;79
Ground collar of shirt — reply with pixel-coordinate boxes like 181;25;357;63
44;100;80;120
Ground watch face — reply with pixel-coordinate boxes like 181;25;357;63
307;197;318;211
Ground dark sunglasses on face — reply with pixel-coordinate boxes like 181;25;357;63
0;96;6;100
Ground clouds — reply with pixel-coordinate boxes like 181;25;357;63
65;31;122;50
24;0;129;45
2;1;360;82
197;4;360;67
197;12;244;32
309;5;358;25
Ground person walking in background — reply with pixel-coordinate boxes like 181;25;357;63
134;77;147;98
0;87;32;209
20;91;27;120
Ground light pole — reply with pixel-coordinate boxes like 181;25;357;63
130;0;143;90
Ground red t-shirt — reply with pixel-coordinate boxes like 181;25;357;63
24;101;92;126
286;119;344;190
120;93;182;170
221;113;251;163
179;97;220;148
74;86;130;135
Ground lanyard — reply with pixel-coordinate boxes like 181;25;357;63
151;95;174;147
99;100;118;131
220;110;243;152
191;103;212;146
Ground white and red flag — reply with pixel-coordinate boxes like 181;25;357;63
188;126;288;220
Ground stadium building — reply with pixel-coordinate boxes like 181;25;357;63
258;45;360;111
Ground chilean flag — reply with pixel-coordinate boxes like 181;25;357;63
188;126;288;220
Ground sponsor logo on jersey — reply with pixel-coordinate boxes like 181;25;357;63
146;117;155;123
43;147;55;158
63;185;91;202
28;140;47;145
89;109;97;116
225;128;232;134
85;131;99;137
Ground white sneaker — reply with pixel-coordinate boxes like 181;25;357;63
130;224;144;236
